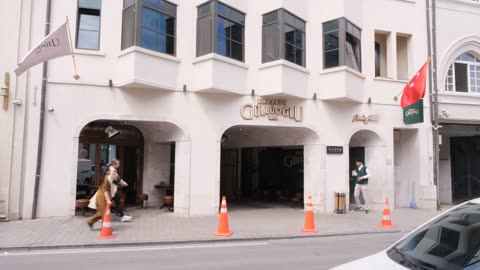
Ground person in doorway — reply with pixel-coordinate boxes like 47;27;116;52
351;159;371;212
87;171;112;229
108;159;132;222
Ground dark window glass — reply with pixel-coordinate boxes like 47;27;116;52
140;5;175;55
284;17;305;66
325;50;339;68
455;63;469;92
214;2;244;61
231;41;243;61
285;25;295;44
285;43;295;63
76;0;101;50
197;1;244;61
217;17;231;38
262;9;305;66
323;17;361;71
141;28;158;51
324;32;338;51
217;35;228;56
121;0;176;54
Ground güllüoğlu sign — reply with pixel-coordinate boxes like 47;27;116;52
240;98;303;122
403;99;424;125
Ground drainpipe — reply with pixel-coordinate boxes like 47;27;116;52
32;0;52;219
427;0;441;210
432;0;441;210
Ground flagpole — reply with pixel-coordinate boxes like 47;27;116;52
65;16;80;80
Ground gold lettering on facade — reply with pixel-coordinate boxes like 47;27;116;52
352;114;378;125
283;151;304;167
240;99;303;122
240;104;254;120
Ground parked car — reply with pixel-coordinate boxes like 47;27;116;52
331;197;480;270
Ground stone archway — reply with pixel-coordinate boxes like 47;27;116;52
219;125;324;211
348;129;388;210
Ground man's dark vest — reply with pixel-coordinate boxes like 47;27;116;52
355;166;369;185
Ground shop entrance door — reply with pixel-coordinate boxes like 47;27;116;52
451;137;480;202
349;147;365;205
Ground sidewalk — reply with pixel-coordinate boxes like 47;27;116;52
0;204;441;251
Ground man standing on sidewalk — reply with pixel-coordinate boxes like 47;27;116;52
352;159;371;213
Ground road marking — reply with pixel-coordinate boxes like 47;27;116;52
0;242;269;256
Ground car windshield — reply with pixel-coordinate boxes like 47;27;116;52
387;202;480;270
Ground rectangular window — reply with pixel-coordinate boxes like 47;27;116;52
323;18;361;72
196;1;245;62
76;0;101;50
445;65;454;92
374;32;388;77
455;62;468;93
397;34;410;80
262;9;305;67
121;0;176;55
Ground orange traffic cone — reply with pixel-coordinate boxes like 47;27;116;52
98;203;116;239
214;196;233;237
302;195;318;233
378;198;394;228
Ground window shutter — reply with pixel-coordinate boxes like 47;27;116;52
196;15;212;57
121;5;135;50
262;23;279;63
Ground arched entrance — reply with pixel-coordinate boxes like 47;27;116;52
348;129;387;210
75;119;190;215
76;121;144;205
220;125;320;209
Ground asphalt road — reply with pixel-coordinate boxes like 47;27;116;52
0;232;406;270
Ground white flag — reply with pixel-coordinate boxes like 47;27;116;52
15;22;72;76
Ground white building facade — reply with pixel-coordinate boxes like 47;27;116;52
435;0;480;205
0;0;439;220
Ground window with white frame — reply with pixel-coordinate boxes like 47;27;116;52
76;0;102;50
445;53;480;93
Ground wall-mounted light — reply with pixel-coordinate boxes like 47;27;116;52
105;126;120;138
313;93;317;100
109;79;113;87
440;109;451;118
367;97;372;104
183;84;187;92
251;89;255;96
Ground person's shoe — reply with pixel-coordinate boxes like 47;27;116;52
87;222;94;230
121;215;132;222
354;206;362;211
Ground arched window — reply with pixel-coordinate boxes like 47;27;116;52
445;52;480;93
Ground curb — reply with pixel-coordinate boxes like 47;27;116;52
0;230;406;252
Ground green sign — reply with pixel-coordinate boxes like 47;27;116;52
403;99;424;125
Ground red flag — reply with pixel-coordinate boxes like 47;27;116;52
400;58;431;108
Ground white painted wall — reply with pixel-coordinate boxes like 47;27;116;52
5;0;439;218
394;129;420;208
